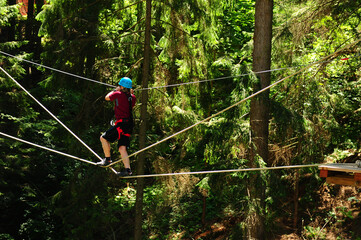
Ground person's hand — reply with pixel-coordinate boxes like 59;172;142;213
115;86;121;91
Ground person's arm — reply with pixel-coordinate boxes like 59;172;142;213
105;86;121;101
131;92;136;108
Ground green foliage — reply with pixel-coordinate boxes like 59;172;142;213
0;0;20;26
1;0;361;239
303;225;326;240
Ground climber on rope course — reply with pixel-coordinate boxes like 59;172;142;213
97;77;136;177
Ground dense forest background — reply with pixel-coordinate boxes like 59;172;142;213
1;0;361;239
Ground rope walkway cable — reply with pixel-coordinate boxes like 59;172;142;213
1;50;358;92
106;37;361;168
0;130;322;179
0;132;120;174
0;66;103;162
0;132;97;165
119;164;322;179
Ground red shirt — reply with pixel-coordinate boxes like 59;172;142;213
108;91;136;120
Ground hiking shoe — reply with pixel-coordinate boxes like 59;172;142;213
117;169;132;177
96;158;112;166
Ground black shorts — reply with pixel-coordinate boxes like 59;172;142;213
101;122;132;148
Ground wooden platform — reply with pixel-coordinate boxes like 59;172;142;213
319;163;361;187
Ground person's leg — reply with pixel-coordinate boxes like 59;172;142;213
116;125;132;176
98;135;112;166
100;135;111;158
118;145;130;169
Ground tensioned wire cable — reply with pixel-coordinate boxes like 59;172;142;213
106;37;361;169
0;132;120;174
0;51;115;88
0;50;357;91
0;66;104;162
0;131;322;177
137;55;357;91
0;129;354;178
1;39;360;177
119;164;323;179
0;132;96;165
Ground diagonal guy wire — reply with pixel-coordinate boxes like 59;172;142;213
106;37;361;168
0;66;103;162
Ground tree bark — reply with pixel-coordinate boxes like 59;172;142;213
134;0;151;240
248;0;273;239
293;170;300;228
25;0;34;41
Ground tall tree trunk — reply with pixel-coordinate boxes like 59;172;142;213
134;0;151;239
293;170;300;228
6;0;17;41
248;0;273;239
25;0;35;77
25;0;34;41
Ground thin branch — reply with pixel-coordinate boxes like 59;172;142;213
113;0;146;15
152;18;191;37
126;57;144;76
125;17;145;32
120;30;145;38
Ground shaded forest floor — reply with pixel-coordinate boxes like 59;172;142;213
188;152;361;240
189;184;361;240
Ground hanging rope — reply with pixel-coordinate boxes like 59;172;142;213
0;66;103;162
119;164;322;179
106;37;361;168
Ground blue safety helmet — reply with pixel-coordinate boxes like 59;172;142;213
118;77;132;89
